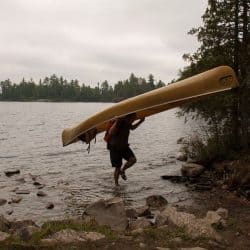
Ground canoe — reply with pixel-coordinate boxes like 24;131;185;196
62;66;238;146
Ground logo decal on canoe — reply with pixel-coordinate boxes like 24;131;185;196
219;75;233;86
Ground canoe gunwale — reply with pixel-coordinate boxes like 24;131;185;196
63;85;234;146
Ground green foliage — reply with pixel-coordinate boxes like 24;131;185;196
0;73;165;102
29;219;117;244
179;0;250;157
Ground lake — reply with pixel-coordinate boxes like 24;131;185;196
0;102;191;223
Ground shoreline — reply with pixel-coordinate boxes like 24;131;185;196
0;161;249;249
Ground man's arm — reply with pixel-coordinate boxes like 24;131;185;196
131;118;145;130
109;120;118;135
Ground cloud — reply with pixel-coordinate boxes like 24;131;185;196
0;0;207;85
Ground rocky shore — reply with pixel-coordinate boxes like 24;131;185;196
1;145;249;249
0;188;249;250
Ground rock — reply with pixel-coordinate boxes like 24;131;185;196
156;206;221;240
84;197;127;231
0;215;10;232
37;184;45;189
208;240;226;249
205;211;226;229
176;152;187;161
216;208;228;220
15;190;30;195
126;208;138;219
6;209;13;215
0;199;7;206
15;177;25;183
161;175;189;183
0;231;10;242
4;169;20;177
37;191;47;197
177;137;185;144
126;206;151;218
10;196;22;204
171;237;182;243
46;203;54;209
181;163;205;177
180;248;207;250
129;218;152;230
139;242;146;248
146;195;168;210
10;220;38;230
33;181;41;186
18;225;40;241
41;229;105;244
135;206;151;217
156;247;171;250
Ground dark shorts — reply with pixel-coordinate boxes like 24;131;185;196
109;145;135;168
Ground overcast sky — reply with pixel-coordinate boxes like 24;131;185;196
0;0;207;86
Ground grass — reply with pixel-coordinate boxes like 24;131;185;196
4;218;118;247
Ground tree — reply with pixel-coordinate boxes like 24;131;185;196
179;0;250;159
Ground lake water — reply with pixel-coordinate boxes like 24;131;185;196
0;102;192;223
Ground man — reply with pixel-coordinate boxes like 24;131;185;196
107;113;145;186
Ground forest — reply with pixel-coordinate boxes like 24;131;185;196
178;0;249;158
0;74;165;102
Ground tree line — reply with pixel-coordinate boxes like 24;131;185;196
179;0;249;159
0;74;165;102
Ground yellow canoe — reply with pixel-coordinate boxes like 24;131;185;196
62;66;239;146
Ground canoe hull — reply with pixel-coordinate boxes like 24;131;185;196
62;66;238;146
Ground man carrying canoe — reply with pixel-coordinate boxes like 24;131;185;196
105;113;145;186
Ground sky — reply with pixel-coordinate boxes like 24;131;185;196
0;0;207;86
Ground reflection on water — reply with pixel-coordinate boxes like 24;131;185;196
0;102;191;223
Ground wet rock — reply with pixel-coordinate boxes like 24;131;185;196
29;173;38;181
181;163;205;177
46;203;54;209
156;206;221;240
0;199;7;206
84;197;127;231
146;195;168;210
0;231;10;242
33;181;42;186
41;229;105;244
6;209;13;215
37;184;45;189
10;196;22;204
176;152;187;161
37;191;47;197
129;218;152;231
18;225;40;241
4;169;20;177
15;190;30;195
177;137;185;144
15;177;25;183
0;215;10;232
161;175;189;183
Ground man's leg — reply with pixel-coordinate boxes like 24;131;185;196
120;147;136;180
110;148;122;186
114;167;121;186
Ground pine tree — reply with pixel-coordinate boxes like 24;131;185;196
180;0;250;159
